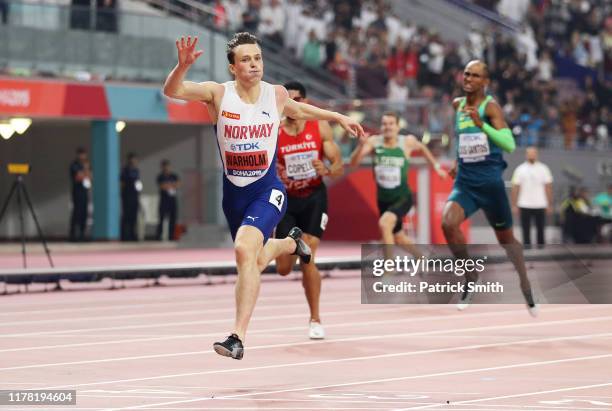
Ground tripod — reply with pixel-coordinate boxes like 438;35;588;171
0;175;54;269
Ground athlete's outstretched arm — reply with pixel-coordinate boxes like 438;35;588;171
314;121;344;178
163;36;220;103
348;135;375;168
405;135;447;178
463;100;515;153
280;89;364;139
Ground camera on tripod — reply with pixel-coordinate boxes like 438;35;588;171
7;163;31;175
0;162;53;268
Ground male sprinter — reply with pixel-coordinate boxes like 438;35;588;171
163;33;364;359
442;60;538;316
350;112;447;257
275;81;343;340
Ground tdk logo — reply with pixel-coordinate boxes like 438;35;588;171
231;142;260;151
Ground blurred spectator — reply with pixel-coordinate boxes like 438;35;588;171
120;152;141;242
593;184;612;219
284;0;302;52
156;160;180;241
0;0;8;24
71;0;91;30
537;50;555;82
578;111;598;148
323;29;338;68
295;7;327;61
593;184;612;242
258;0;284;45
511;147;553;248
516;24;539;70
368;3;388;35
328;50;350;81
425;33;445;87
604;16;612;75
386;37;406;78
223;0;243;32
388;72;409;102
96;0;117;32
333;0;359;31
356;45;387;98
240;0;260;33
213;0;228;31
302;30;323;69
560;187;596;243
467;25;485;61
69;147;91;242
596;106;610;149
560;100;578;149
497;0;530;22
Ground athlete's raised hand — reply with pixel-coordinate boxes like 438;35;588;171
448;161;458;179
435;167;449;179
176;36;204;68
337;113;365;140
462;106;484;128
312;159;329;177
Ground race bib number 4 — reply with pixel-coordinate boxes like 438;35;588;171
375;165;401;189
284;151;318;180
459;132;490;163
269;189;285;212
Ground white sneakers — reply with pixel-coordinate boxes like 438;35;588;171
309;320;325;339
527;303;540;318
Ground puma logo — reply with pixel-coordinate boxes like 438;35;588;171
262;111;270;118
246;216;259;222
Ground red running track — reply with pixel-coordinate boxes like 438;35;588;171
0;259;611;410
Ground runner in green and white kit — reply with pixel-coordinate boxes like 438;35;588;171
350;112;447;256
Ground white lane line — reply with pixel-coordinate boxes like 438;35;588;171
168;396;612;407
0;280;358;311
101;354;612;410
0;305;560;352
396;381;612;410
0;298;360;327
0;303;599;342
567;395;612;398
6;313;611;372
2;408;606;411
0;291;360;319
144;408;604;411
0;305;405;338
33;318;612;388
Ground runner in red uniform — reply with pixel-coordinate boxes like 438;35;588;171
275;81;344;340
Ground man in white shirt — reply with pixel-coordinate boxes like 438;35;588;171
258;0;284;45
511;147;553;248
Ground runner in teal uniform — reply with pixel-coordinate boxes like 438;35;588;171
442;60;538;316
